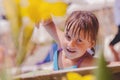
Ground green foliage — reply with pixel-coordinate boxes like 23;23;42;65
4;0;34;66
16;25;34;66
95;52;113;80
4;0;22;49
0;66;12;80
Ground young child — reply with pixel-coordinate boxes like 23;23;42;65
40;11;99;70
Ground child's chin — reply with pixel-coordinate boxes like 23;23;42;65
66;54;83;60
67;56;73;59
65;54;77;59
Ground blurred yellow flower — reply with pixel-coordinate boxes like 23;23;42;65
21;7;28;17
22;24;34;46
3;0;22;48
23;0;68;22
82;74;95;80
51;2;67;16
66;72;95;80
14;0;20;4
16;23;34;66
66;72;82;80
3;0;67;65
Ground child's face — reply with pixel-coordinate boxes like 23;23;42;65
62;28;94;60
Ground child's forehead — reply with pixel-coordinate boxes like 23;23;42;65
64;19;93;42
65;27;89;40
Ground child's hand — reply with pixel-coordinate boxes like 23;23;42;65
34;17;61;47
42;19;53;27
35;22;40;29
35;19;53;28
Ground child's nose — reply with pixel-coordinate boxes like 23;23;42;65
68;40;75;47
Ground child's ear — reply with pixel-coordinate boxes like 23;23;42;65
89;41;95;48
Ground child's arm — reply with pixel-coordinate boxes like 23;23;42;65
41;19;63;48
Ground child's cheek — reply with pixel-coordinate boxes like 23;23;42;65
62;38;68;49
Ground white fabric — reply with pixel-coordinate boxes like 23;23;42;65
0;20;10;35
31;23;52;44
114;0;120;26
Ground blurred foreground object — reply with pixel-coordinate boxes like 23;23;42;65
3;0;34;67
95;52;113;80
3;0;68;66
21;0;68;22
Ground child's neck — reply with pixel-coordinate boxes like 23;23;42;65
64;51;90;61
61;51;93;68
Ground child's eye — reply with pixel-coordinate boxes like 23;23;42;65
65;35;71;41
77;39;82;43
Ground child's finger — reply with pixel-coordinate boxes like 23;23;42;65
42;19;53;26
35;22;40;28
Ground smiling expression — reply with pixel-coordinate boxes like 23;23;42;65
62;26;94;60
61;11;99;60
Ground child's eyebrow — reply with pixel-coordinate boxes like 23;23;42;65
65;32;71;39
65;32;68;35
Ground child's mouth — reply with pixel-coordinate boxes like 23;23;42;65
66;48;76;53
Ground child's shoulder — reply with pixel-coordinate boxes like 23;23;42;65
79;57;96;68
